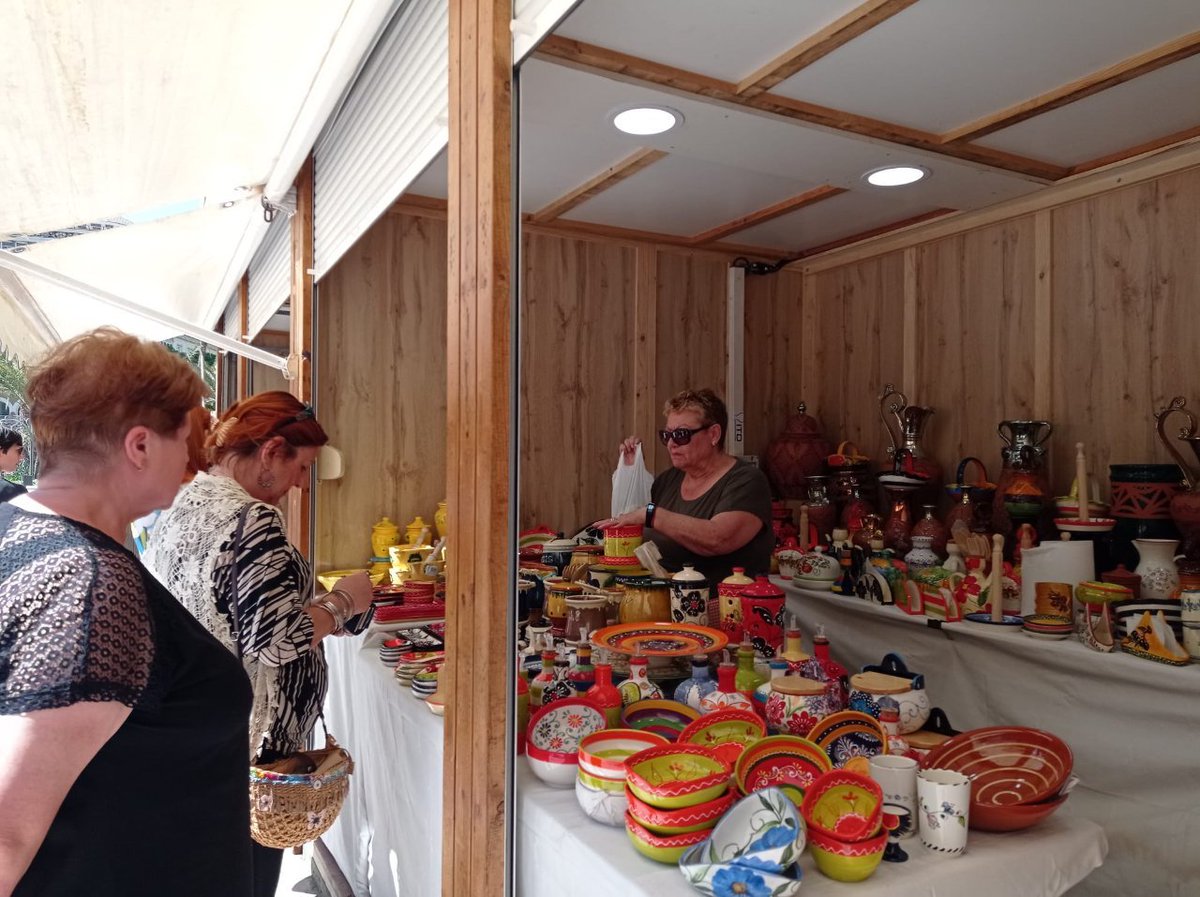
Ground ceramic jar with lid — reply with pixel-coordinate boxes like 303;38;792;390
563;595;608;644
541;538;578;575
765;675;830;737
670;564;711;626
371;516;401;558
717;567;754;640
615;576;672;624
739;576;786;658
852;653;930;734
603;524;643;559
406;515;430;546
794;547;840;590
544;578;583;636
763;401;833;500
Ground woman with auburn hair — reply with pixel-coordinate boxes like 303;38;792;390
0;327;252;897
144;390;373;897
0;428;26;503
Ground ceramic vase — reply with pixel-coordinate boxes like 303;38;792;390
917;769;970;855
699;662;755;714
529;649;556;710
567;644;595;695
882;492;913;556
903;536;939;572
1133;538;1181;600
763;401;833;499
671;564;711;626
617;655;662;706
911;505;948;556
674;656;718;710
1109;464;1183;569
586;663;623;727
805;475;837;544
434;500;448;541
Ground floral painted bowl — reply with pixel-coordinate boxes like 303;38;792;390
705;786;806;871
526;697;607;760
807;826;886;882
800;769;883;842
625;811;714;864
733;735;831;807
676;709;766;766
577;729;670;780
621;699;702;741
625;785;735;836
625;745;731;810
575;771;628;826
678;842;802;897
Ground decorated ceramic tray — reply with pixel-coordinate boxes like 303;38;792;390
806;711;886;773
964;612;1024;627
592;622;729;657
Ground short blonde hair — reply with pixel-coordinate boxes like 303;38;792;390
26;327;207;473
663;388;729;450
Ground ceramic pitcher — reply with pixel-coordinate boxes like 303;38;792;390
1154;396;1200;537
1133;538;1181;600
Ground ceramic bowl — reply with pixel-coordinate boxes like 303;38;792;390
576;767;628;793
526;746;578;788
920;726;1073;807
703;786;806;872
734;735;832;806
807;827;886;882
577;729;669;780
677;709;766;757
1075;580;1133;605
625;811;713;864
677;841;802;897
969;792;1069;832
625;745;731;810
621;699;701;741
625;785;735;835
315;568;379;592
575;772;628;826
526;698;607;759
800;769;883;842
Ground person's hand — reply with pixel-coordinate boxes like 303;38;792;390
619;436;641;465
333;571;374;616
593;506;647;531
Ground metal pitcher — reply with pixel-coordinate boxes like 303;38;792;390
997;420;1053;471
1154;396;1200;490
878;384;935;469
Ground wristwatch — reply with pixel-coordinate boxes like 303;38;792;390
645;502;657;529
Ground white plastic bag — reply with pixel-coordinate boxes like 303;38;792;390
611;443;654;518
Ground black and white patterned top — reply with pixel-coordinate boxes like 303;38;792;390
144;472;367;757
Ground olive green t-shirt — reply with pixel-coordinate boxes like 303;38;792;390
648;458;774;583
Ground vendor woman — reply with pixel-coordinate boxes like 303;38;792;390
602;388;773;583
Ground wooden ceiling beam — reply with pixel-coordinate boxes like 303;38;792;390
522;213;786;258
529;147;668;222
1068;123;1200;176
688;185;846;244
736;0;918;98
796;207;956;258
942;29;1200;144
534;35;1068;181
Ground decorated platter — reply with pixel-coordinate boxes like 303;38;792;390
591;622;729;657
964;612;1024;627
806;711;886;773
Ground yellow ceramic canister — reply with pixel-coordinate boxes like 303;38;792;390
371;515;401;558
434;501;448;541
614;576;672;624
406;515;430;546
603;524;643;559
544;578;583;632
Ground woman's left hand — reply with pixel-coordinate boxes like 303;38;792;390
593;507;646;530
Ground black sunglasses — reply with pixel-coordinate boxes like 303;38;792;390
658;424;713;446
271;404;315;432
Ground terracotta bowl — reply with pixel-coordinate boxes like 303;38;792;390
624;784;735;835
624;811;713;864
577;729;669;780
734;735;832;806
621;699;701;741
970;791;1069;832
800;769;883;842
807;827;886;882
625;745;731;810
920;726;1072;807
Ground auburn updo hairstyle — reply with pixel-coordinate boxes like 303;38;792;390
207;391;328;466
184;405;214;480
25;327;206;474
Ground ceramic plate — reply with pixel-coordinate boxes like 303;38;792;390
592;622;729;657
1021;628;1071;640
806;711;886;772
964;612;1024;627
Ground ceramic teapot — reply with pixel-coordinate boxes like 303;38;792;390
878;384;940;484
1154;396;1200;537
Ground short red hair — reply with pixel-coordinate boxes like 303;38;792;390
208;391;328;465
26;327;206;473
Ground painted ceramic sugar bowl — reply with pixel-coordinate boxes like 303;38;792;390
717;567;755;641
671;564;711;626
765;675;830;737
371;515;401;558
852;654;930;735
794;547;841;590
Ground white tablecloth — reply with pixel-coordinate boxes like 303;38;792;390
322;632;444;897
781;578;1200;897
516;765;1106;897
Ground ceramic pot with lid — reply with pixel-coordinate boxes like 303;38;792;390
717;567;754;641
853;654;930;735
739;576;786;658
765;676;830;737
615;576;672;624
670;564;711;626
763;400;833;500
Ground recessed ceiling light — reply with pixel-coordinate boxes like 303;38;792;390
611;106;682;136
864;165;929;187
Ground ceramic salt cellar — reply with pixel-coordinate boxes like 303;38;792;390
765;675;829;737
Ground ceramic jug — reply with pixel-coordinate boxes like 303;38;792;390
1133;538;1181;600
1154;396;1200;538
878;384;941;485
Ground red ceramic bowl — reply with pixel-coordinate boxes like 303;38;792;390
624;784;735;835
800;769;883;842
970;792;1069;832
920;726;1073;807
624;744;731;809
734;735;832;804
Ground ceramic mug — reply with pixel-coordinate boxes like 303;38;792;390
869;755;918;839
917;768;970;856
1034;581;1073;620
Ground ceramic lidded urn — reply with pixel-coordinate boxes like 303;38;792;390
671;564;711;626
739;576;786;658
717;567;755;641
371;516;401;558
763;401;833;500
406;515;429;546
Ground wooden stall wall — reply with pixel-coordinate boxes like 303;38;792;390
315;210;449;571
743;268;805;459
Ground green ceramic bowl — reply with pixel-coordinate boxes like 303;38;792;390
624;811;712;863
625;745;731;810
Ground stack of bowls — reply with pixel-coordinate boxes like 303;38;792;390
801;770;886;882
676;708;766;768
919;725;1074;832
620;699;701;742
525;698;607;789
575;729;668;826
623;745;732;863
378;638;404;667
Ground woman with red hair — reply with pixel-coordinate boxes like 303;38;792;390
144;391;373;896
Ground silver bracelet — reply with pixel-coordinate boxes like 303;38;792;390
329;588;356;618
315;600;346;633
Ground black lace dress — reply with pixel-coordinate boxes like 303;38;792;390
0;503;253;896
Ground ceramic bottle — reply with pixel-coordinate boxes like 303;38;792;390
618;655;663;706
699;662;755;714
529;648;556;710
587;663;623;727
540;650;575;706
879;707;913;758
516;660;530;756
566;643;595;695
734;641;767;707
779;623;810;674
434;500;448;541
797;625;848;712
910;505;949;556
674;655;718;710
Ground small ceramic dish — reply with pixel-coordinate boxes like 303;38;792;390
575;772;628;826
920;726;1073;807
625;785;735;835
621;699;701;741
625;745;731;810
800;769;883;842
1054;516;1116;534
677;842;802;897
526;698;607;759
577;729;669;780
625;811;713;864
807;826;886;882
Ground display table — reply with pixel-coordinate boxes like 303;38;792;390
516;765;1105;896
781;578;1200;897
322;632;444;897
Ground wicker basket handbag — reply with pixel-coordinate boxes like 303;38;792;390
229;506;355;849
